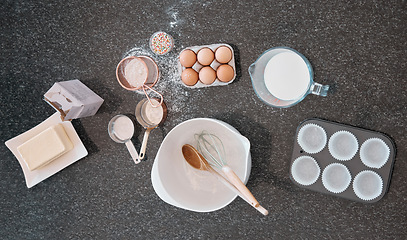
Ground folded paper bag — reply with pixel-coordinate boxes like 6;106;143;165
44;79;104;121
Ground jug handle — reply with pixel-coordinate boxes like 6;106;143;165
248;63;256;76
310;82;329;97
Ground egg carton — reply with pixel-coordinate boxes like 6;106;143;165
289;118;396;203
178;43;236;88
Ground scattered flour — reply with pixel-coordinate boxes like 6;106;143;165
123;40;200;124
169;11;178;28
121;2;213;124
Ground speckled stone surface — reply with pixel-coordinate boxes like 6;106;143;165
1;0;406;239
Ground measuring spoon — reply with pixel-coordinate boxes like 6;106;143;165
135;98;167;160
108;115;141;164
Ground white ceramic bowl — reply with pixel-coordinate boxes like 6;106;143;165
151;118;251;212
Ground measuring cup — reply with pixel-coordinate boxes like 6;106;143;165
116;55;163;107
108;115;141;164
135;98;167;160
249;46;329;108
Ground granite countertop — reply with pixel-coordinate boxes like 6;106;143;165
1;1;406;239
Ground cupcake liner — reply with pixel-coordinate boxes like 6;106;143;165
322;163;352;194
328;130;359;161
360;138;390;169
291;156;320;186
297;123;327;154
353;170;383;201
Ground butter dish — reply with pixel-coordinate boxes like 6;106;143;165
5;112;88;188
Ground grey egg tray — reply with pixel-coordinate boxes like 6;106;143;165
289;118;396;203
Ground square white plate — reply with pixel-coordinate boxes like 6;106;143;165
5;112;88;188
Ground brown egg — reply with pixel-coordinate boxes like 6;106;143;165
179;49;197;68
215;46;232;63
181;68;199;86
199;66;216;85
197;48;215;66
216;64;234;82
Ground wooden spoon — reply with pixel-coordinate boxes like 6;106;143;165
182;144;268;215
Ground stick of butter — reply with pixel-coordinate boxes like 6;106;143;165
17;124;74;171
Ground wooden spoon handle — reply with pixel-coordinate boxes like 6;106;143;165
208;167;268;215
222;165;260;207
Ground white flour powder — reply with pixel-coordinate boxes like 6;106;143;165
123;41;200;124
124;58;147;88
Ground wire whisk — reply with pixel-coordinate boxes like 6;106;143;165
194;131;268;215
195;131;226;169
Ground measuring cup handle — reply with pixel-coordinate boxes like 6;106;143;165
139;129;151;160
310;82;329;96
125;140;141;164
143;85;163;108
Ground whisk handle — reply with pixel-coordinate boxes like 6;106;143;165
222;166;260;208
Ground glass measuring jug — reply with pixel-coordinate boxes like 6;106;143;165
249;47;329;108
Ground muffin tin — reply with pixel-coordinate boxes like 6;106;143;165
290;118;396;203
178;43;236;88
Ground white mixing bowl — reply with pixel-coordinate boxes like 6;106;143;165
151;118;251;212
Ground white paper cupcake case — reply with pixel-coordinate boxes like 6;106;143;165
328;130;359;161
360;138;390;169
297;123;327;154
322;163;352;194
291;156;320;186
353;170;383;201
